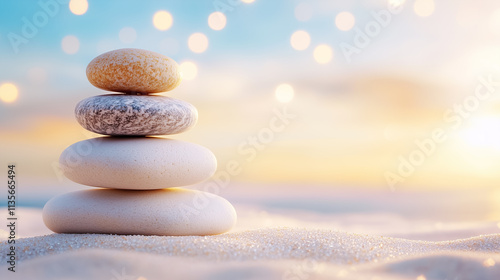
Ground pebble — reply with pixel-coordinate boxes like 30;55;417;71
86;48;181;94
42;188;237;236
59;137;217;189
75;94;198;136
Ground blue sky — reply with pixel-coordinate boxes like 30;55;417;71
3;0;500;190
1;1;303;61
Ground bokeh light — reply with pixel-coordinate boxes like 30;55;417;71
335;11;355;31
241;0;255;3
69;0;88;16
483;258;496;267
119;27;137;44
388;0;406;9
290;30;311;51
275;84;294;103
414;0;435;17
180;61;198;81
208;12;227;31
188;33;209;53
61;35;80;54
457;116;500;152
153;10;173;31
0;83;19;104
27;67;47;84
313;44;333;64
294;2;313;22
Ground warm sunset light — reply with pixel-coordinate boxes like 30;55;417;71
179;61;198;80
335;11;355;31
0;83;19;103
414;0;435;17
188;33;209;53
457;116;500;151
483;258;496;267
275;83;294;103
153;10;173;31
208;12;227;31
3;3;500;278
313;44;333;64
69;0;88;15
290;30;311;51
388;0;406;9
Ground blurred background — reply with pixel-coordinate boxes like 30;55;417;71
2;0;500;224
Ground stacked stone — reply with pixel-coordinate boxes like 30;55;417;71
42;48;236;236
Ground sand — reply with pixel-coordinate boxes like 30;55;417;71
1;204;500;280
3;228;500;264
3;249;500;280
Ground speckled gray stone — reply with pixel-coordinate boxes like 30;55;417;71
75;95;198;136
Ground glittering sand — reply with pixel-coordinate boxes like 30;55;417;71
1;205;500;280
1;229;500;279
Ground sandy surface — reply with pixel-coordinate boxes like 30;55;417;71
2;249;500;280
1;203;500;280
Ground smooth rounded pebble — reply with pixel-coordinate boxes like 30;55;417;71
75;95;198;136
86;48;181;94
59;137;217;189
42;188;237;236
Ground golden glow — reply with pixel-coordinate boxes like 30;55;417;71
337;270;348;277
483;258;496;267
290;30;310;51
180;61;198;81
119;27;137;44
458;116;500;151
487;190;500;221
208;12;227;31
61;35;80;54
275;84;294;103
313;44;333;64
153;10;173;31
69;0;88;15
294;2;313;22
414;0;435;17
188;33;209;53
241;0;255;3
388;0;405;9
335;12;355;31
416;275;426;280
0;83;19;104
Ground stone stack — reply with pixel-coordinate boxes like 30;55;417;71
42;48;236;236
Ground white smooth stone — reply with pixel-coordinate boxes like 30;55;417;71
59;137;216;189
42;188;237;236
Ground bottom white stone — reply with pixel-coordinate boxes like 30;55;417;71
42;188;236;236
